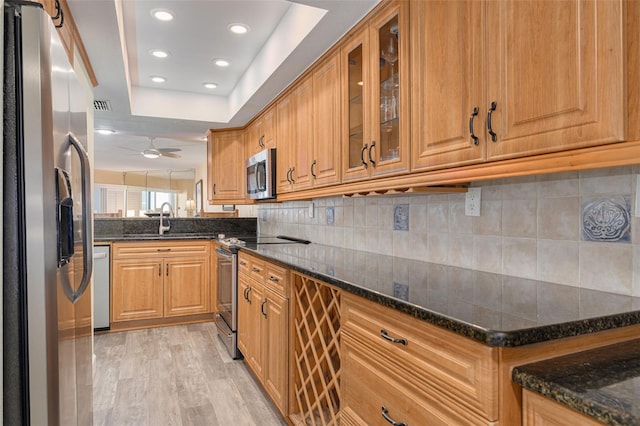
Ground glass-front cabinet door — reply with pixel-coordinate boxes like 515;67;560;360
342;0;409;183
369;0;409;177
342;29;370;182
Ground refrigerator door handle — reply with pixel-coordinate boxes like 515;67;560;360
68;132;93;303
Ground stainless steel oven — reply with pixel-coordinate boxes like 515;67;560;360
214;244;242;359
214;236;311;359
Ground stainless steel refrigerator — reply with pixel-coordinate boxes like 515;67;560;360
3;2;93;424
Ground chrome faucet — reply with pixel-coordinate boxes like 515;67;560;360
159;202;174;235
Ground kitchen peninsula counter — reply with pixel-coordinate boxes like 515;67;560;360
242;242;640;348
513;339;640;426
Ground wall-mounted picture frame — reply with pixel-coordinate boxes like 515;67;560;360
195;179;203;216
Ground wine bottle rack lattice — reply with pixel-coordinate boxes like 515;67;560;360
290;273;341;426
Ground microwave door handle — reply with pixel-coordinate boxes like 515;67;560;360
68;133;93;303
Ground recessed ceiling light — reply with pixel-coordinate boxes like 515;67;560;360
214;59;230;67
96;129;115;135
228;23;250;35
203;82;217;89
151;9;174;22
150;49;169;58
150;76;166;83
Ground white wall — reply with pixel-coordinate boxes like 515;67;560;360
258;166;640;297
194;161;257;217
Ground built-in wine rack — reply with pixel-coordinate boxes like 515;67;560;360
290;273;341;426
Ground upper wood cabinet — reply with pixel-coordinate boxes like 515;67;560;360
312;53;342;187
246;105;277;156
410;0;625;171
486;0;625;160
342;0;410;183
277;55;341;194
207;129;247;204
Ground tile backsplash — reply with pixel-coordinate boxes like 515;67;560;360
258;166;640;296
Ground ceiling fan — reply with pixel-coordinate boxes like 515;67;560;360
121;137;182;159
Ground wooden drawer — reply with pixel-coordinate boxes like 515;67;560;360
238;252;265;282
341;293;499;422
341;334;494;426
264;262;288;295
112;241;210;258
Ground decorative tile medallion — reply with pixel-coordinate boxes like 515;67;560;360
393;282;409;301
581;196;631;243
326;207;335;225
393;204;409;231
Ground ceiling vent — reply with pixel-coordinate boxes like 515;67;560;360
93;100;112;112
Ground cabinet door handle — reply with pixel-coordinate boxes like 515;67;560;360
246;287;252;304
166;264;169;276
158;264;161;276
213;183;216;195
286;168;291;183
368;141;376;166
268;275;279;283
487;101;498;142
380;329;407;346
311;160;317;179
261;299;268;318
157;248;171;252
290;167;295;183
243;286;250;301
381;406;406;426
360;144;368;168
469;106;479;145
259;135;264;148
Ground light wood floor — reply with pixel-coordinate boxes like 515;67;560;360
92;322;287;426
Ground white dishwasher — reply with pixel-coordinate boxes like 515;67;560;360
93;245;110;330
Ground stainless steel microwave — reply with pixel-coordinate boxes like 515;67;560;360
246;148;276;200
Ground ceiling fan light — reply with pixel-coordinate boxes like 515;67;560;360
143;149;161;159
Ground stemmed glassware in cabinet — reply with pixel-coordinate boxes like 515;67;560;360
381;35;397;77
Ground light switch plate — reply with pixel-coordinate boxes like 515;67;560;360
308;202;314;218
465;187;481;217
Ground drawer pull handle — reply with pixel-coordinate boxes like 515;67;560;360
380;329;407;346
381;406;406;426
252;267;261;273
157;248;171;252
268;276;279;282
239;261;247;266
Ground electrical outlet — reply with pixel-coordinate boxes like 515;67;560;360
308;202;315;218
465;187;481;217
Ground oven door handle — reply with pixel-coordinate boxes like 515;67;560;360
214;316;233;337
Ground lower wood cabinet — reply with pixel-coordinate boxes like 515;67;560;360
341;292;498;426
111;241;210;324
522;390;602;426
237;252;289;415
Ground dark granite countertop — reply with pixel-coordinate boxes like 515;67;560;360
241;242;640;348
513;339;640;425
93;217;257;243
